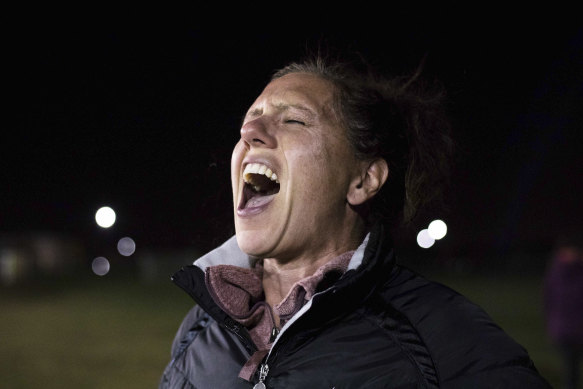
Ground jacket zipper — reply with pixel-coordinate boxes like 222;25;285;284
253;364;269;389
252;288;329;387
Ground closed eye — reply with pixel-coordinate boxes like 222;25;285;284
285;119;306;125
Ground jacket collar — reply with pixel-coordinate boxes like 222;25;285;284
192;233;371;273
299;222;396;311
171;222;396;348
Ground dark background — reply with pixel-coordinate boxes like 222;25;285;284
3;17;582;269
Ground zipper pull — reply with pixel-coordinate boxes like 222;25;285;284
269;326;279;343
253;364;269;389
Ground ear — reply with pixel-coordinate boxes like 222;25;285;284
347;158;389;206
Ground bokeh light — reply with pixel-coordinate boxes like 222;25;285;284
95;206;116;228
91;257;110;276
117;237;136;257
417;229;435;249
428;219;447;240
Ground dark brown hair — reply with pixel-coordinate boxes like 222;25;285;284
273;53;454;226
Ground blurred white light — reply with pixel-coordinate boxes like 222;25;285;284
117;237;136;257
417;229;435;249
428;219;447;240
95;206;116;228
92;257;110;276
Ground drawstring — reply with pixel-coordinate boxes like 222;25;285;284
261;301;280;343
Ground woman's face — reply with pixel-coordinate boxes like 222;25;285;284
231;73;363;262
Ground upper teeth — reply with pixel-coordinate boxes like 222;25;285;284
243;163;279;183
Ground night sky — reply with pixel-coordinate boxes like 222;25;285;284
3;18;582;259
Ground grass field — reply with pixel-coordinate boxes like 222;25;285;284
0;271;562;388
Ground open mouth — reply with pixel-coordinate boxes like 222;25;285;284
240;163;281;210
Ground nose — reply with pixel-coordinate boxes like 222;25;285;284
240;117;277;149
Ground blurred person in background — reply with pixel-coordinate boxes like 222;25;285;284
545;231;583;389
159;49;551;388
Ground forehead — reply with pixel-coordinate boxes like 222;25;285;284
247;73;336;118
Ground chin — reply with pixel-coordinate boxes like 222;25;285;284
235;229;273;258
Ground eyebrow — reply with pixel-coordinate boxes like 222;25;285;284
245;103;316;120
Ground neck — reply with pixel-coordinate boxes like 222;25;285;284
262;231;365;327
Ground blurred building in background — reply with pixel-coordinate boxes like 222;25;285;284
0;233;85;285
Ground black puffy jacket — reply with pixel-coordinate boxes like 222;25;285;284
160;225;551;388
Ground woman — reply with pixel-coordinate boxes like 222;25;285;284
160;54;551;388
544;233;583;389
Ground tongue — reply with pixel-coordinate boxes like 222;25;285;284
245;193;276;209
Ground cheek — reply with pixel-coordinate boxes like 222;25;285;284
231;141;246;193
303;136;354;182
288;142;348;202
285;140;326;188
231;141;246;173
